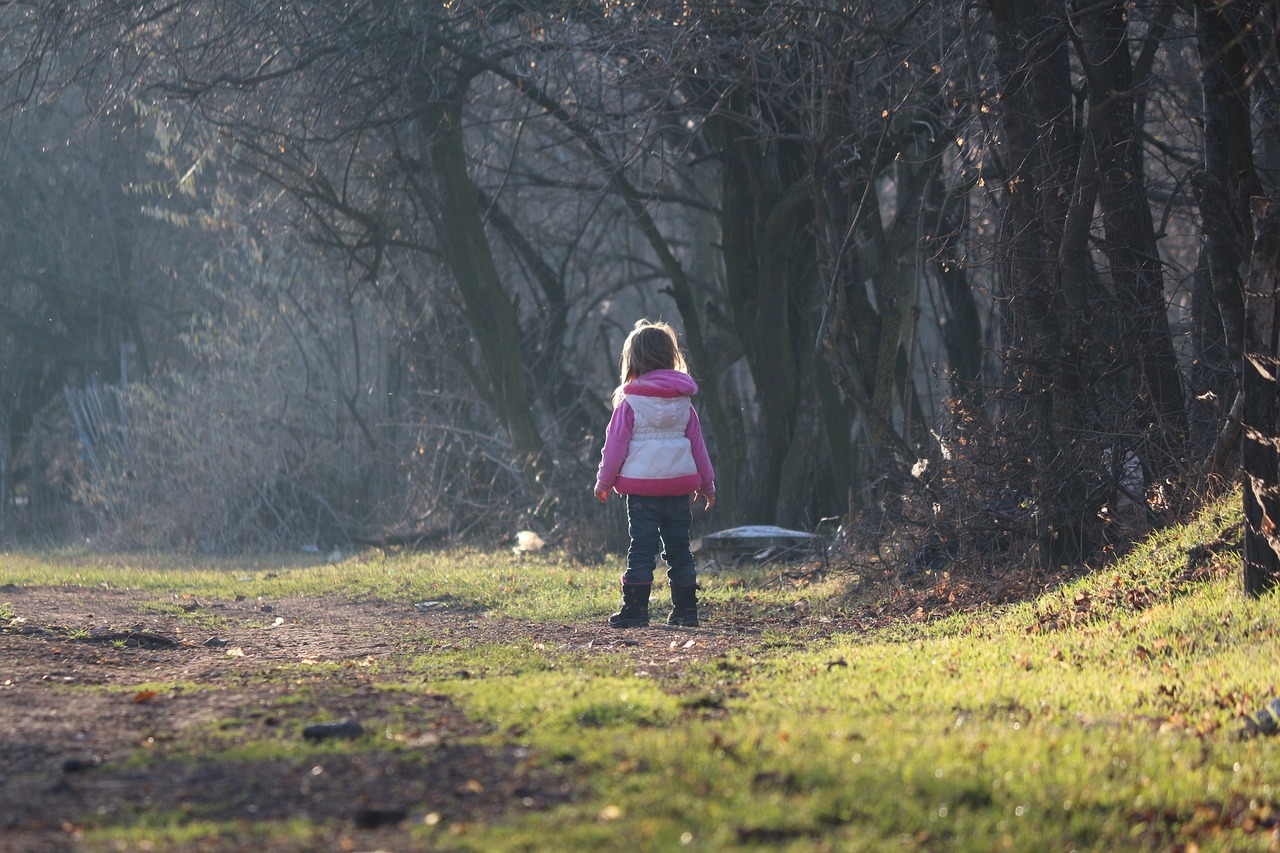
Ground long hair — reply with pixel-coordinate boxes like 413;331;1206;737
612;319;688;407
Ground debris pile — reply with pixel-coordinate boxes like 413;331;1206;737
697;525;818;569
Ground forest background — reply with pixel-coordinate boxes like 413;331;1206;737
1;0;1278;591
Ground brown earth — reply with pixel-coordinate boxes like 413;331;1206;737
0;583;835;853
0;549;1106;852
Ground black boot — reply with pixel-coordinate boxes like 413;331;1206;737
608;583;650;628
667;583;699;627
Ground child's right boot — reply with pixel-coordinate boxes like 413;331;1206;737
608;583;650;628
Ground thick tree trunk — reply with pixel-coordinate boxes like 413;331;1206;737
1076;0;1188;481
1195;0;1256;466
987;0;1092;566
716;112;817;524
1196;0;1252;371
1234;0;1280;596
423;97;549;485
1243;206;1280;596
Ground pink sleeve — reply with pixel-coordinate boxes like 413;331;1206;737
594;402;634;492
686;406;716;493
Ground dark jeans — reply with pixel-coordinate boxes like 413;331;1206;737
623;494;696;586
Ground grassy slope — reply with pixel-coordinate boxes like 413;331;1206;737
444;496;1279;852
4;493;1279;851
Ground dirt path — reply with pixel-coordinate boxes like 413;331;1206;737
0;584;814;852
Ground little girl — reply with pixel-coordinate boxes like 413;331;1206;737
594;319;715;628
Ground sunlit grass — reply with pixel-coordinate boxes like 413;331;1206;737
13;491;1280;851
440;494;1279;852
0;546;826;625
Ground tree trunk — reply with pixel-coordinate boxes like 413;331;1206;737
1195;0;1255;464
716;111;817;524
927;183;985;404
1237;0;1280;596
1243;205;1280;596
422;97;549;485
1076;0;1188;482
987;0;1091;566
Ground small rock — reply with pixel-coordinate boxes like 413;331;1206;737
302;718;363;741
1242;697;1280;737
512;530;544;554
46;778;75;795
62;756;101;773
202;637;228;648
353;807;407;829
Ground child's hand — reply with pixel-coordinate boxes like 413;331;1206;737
695;489;716;511
595;487;610;504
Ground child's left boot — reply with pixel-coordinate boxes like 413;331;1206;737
667;583;699;627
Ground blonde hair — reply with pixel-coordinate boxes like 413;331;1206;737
613;319;688;407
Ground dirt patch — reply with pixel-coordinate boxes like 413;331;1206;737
0;584;825;851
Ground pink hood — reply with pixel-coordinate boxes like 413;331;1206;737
622;369;699;398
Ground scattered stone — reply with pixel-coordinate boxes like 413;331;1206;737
46;778;75;795
512;530;544;554
353;807;407;829
1241;697;1280;738
62;756;101;773
302;718;363;741
202;637;228;648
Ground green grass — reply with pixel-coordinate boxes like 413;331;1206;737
0;545;823;625
14;492;1280;851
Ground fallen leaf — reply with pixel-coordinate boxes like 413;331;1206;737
226;647;246;657
132;690;158;703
